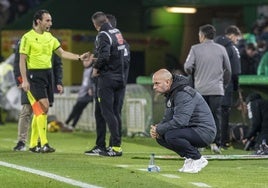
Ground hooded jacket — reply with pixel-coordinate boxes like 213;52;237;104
156;74;216;145
214;35;241;101
214;36;241;75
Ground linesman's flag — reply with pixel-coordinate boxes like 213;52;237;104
27;91;44;116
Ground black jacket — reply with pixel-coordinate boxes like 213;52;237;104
93;22;128;82
214;36;241;75
215;36;241;92
240;49;261;75
245;93;268;145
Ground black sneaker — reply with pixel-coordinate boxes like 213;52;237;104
13;141;26;151
84;146;106;156
37;141;41;148
99;147;123;157
40;144;55;153
105;146;112;152
29;146;41;153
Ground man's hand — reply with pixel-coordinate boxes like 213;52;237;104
83;54;95;67
88;88;93;96
21;79;30;92
92;68;99;77
56;85;64;94
150;125;159;139
80;51;91;61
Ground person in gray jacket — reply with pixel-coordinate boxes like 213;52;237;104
150;69;216;173
184;24;231;153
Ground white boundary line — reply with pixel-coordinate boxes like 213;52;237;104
0;161;102;188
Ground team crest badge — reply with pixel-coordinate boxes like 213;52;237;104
167;99;171;108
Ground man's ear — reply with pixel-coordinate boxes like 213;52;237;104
167;79;171;85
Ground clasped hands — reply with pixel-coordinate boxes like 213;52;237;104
81;53;97;68
150;125;159;139
80;53;99;77
79;51;91;61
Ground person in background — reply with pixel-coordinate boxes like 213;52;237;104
240;43;261;75
150;69;216;173
0;52;16;126
64;66;94;130
257;47;268;76
13;39;64;151
0;0;10;29
184;24;231;154
242;93;268;154
214;25;241;149
19;9;89;153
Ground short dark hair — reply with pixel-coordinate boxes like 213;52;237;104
33;9;50;26
225;25;241;36
199;24;216;39
91;11;107;27
106;14;117;28
246;43;257;51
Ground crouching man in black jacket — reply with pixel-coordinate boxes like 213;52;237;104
150;69;216;173
242;93;268;154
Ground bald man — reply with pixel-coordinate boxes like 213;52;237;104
150;69;216;173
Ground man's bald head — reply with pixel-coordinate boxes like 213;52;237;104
153;69;173;80
152;69;173;94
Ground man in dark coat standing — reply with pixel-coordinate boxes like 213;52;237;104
214;25;241;148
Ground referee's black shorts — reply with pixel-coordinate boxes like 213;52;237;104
27;69;54;105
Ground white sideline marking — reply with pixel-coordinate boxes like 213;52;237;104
0;161;101;188
191;182;211;187
116;164;129;168
161;174;180;178
138;168;148;171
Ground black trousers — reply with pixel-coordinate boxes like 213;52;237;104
203;95;223;146
65;95;92;128
156;128;207;160
95;96;107;148
221;105;231;145
97;77;125;147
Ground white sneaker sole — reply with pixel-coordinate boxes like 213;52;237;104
84;153;100;156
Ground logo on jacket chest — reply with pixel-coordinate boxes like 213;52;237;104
167;99;172;108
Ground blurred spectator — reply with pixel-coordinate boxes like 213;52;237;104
257;50;268;75
6;0;45;24
259;25;268;44
214;25;241;148
242;93;268;153
7;0;29;24
257;40;267;57
64;66;94;130
240;43;261;74
0;0;10;28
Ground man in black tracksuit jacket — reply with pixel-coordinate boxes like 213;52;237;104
84;14;130;156
90;11;128;157
214;25;241;148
